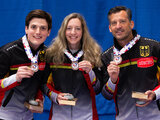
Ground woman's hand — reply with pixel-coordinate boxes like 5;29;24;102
78;60;92;73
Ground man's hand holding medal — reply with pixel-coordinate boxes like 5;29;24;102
107;61;120;84
16;66;35;82
16;62;39;82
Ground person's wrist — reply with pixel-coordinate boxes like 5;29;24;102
111;78;117;84
16;75;20;82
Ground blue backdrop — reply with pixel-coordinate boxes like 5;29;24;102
0;0;160;120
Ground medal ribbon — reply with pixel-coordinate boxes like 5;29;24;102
64;49;83;62
22;35;39;64
113;34;140;56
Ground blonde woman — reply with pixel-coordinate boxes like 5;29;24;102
45;13;102;120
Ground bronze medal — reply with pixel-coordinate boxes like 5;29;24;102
31;63;39;72
71;61;79;70
114;55;122;64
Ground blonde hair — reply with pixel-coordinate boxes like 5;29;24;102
46;13;102;67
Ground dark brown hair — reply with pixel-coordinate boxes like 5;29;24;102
108;6;132;22
25;9;52;30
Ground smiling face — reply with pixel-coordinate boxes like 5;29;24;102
25;18;51;50
109;10;134;43
65;18;82;50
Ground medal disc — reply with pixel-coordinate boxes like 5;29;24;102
71;61;79;70
31;63;39;72
114;55;122;64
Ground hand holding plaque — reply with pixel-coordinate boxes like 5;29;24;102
132;91;149;106
58;94;77;106
133;90;156;107
132;91;148;100
24;99;43;113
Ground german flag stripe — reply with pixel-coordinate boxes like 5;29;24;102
50;63;72;69
10;63;31;70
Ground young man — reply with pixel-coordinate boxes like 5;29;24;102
0;9;52;120
101;6;160;120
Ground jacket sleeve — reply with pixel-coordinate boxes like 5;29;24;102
39;63;59;104
91;67;103;94
0;49;20;92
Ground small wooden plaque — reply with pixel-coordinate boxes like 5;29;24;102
24;102;43;113
58;98;77;106
132;91;148;100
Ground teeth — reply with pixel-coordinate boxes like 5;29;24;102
34;36;41;39
117;30;123;33
71;37;77;39
71;36;76;39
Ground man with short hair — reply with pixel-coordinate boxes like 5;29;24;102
101;6;160;120
0;9;52;120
